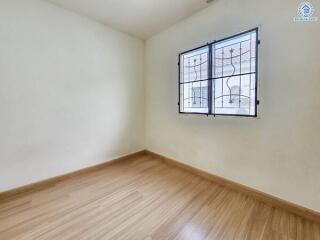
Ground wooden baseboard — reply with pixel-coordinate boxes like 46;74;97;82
145;150;320;223
0;150;146;202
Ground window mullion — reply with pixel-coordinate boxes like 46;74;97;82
212;42;216;116
208;44;213;115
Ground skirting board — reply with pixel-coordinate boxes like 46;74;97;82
0;150;146;202
145;150;320;224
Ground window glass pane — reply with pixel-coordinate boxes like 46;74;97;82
181;47;208;83
213;74;255;115
180;46;209;114
180;81;208;113
212;30;257;116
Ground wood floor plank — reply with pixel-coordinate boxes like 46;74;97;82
0;155;319;240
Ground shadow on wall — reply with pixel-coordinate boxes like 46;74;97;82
0;0;144;192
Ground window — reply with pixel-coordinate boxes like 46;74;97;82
179;28;259;117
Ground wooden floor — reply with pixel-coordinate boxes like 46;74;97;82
0;155;319;240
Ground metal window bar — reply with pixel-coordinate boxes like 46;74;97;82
179;28;259;117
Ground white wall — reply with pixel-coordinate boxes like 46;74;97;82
145;0;320;211
0;0;145;191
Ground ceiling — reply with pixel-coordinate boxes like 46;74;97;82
46;0;211;39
